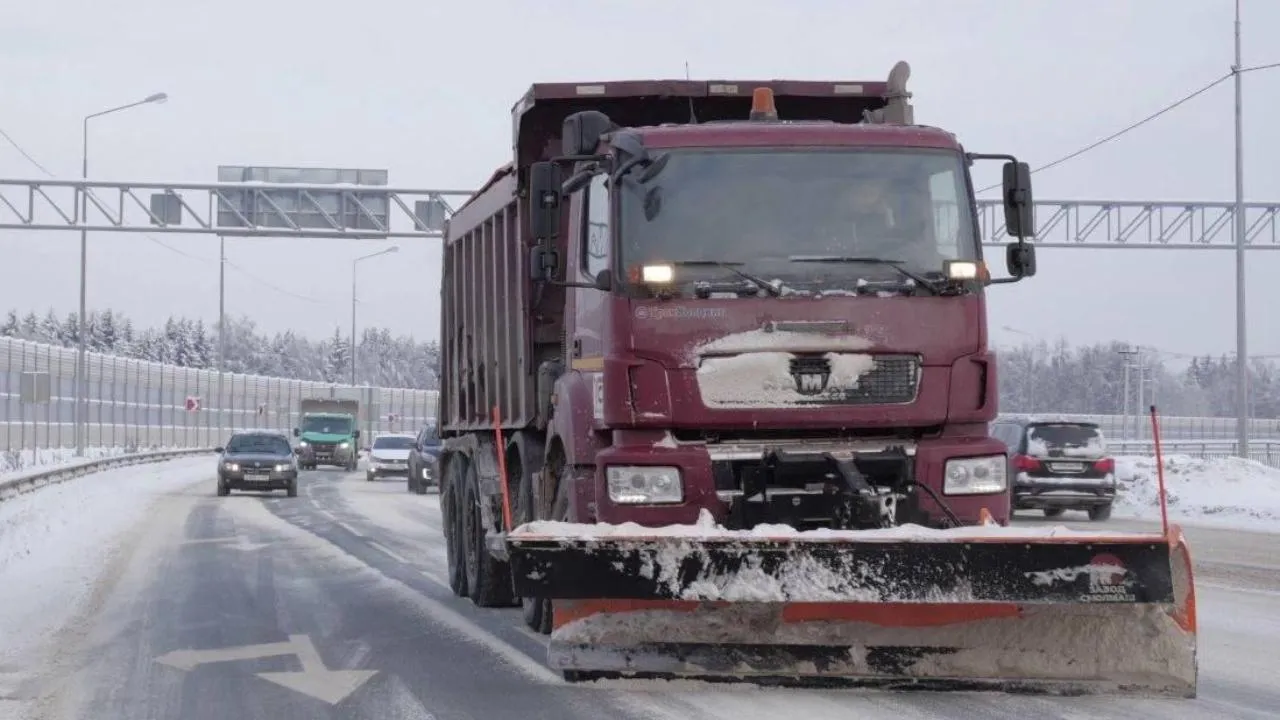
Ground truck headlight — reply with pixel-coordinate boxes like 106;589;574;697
338;441;350;449
606;466;683;504
298;441;309;447
943;455;1007;495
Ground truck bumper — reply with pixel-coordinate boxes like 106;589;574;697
585;434;1010;529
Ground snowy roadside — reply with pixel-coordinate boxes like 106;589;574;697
0;456;212;680
0;445;177;484
1114;454;1280;533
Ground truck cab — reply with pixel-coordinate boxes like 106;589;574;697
293;398;361;471
522;67;1037;531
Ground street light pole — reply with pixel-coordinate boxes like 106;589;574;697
1232;0;1250;459
350;246;400;386
75;92;168;457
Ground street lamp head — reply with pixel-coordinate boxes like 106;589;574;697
144;92;169;104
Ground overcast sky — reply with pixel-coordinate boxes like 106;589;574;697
3;0;1280;364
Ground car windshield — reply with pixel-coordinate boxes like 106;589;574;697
226;434;292;455
301;416;352;434
1026;424;1105;457
373;436;415;450
617;147;976;293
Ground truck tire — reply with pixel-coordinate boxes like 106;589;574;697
441;456;468;598
462;462;515;607
521;462;569;634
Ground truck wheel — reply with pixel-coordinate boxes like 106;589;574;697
1088;503;1113;521
462;463;515;607
442;457;468;598
521;463;568;634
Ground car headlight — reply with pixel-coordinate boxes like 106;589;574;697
338;441;350;449
223;462;240;472
943;455;1008;495
298;440;309;447
421;467;433;479
275;463;291;472
606;466;683;504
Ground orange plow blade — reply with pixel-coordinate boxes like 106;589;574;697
507;521;1198;696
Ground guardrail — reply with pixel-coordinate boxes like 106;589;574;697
0;447;215;503
1110;439;1280;469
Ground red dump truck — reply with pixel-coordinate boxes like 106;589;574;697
436;62;1198;695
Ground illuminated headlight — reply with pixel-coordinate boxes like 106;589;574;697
641;264;674;283
945;260;980;281
943;455;1007;495
421;467;432;479
274;463;292;472
338;441;350;449
606;466;683;504
223;462;240;472
298;440;309;447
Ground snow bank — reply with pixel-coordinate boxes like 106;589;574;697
513;508;1154;541
0;446;135;480
0;456;210;672
1115;454;1280;532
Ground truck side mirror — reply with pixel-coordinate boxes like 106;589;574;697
353;429;361;438
594;269;614;292
292;428;300;437
1006;242;1037;278
529;161;563;242
562;111;613;156
1001;161;1034;239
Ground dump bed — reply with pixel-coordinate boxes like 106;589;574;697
440;74;902;436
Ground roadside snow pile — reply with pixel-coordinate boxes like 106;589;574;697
0;445;177;485
1115;454;1280;531
0;456;210;673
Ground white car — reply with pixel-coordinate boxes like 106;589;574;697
366;433;416;482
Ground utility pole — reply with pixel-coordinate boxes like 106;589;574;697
1118;346;1140;440
1233;0;1250;459
217;235;226;436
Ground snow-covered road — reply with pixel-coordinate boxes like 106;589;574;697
0;457;1278;719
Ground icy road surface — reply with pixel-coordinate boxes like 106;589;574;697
0;458;1277;720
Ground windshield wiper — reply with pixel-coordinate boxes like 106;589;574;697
786;256;939;295
668;260;783;297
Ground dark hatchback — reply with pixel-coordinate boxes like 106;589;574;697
216;430;300;497
406;424;442;494
992;418;1116;521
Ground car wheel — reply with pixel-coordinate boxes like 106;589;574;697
1088;503;1112;521
1043;508;1065;518
366;472;375;482
217;482;229;497
287;480;298;498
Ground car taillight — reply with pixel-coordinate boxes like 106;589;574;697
1094;457;1115;473
1013;454;1041;472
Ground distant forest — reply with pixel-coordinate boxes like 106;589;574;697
1;308;1266;415
0;308;439;390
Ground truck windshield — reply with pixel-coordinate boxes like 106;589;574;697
618;148;976;288
301;417;352;434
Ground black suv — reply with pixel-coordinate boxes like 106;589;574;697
991;418;1116;521
406;424;442;494
216;430;299;497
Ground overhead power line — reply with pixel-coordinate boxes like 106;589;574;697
0;125;323;303
977;72;1233;194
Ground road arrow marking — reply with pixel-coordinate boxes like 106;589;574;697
180;536;272;552
155;634;377;705
257;635;378;705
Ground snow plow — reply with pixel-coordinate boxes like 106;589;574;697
507;516;1197;696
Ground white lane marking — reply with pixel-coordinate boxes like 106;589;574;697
368;540;410;565
335;520;365;538
1199;580;1280;598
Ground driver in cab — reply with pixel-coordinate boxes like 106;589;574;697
823;177;944;270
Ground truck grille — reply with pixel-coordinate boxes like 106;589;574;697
697;352;921;409
796;354;920;406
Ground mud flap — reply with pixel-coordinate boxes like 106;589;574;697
506;524;1198;696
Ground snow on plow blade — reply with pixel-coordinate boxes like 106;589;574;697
506;519;1198;696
